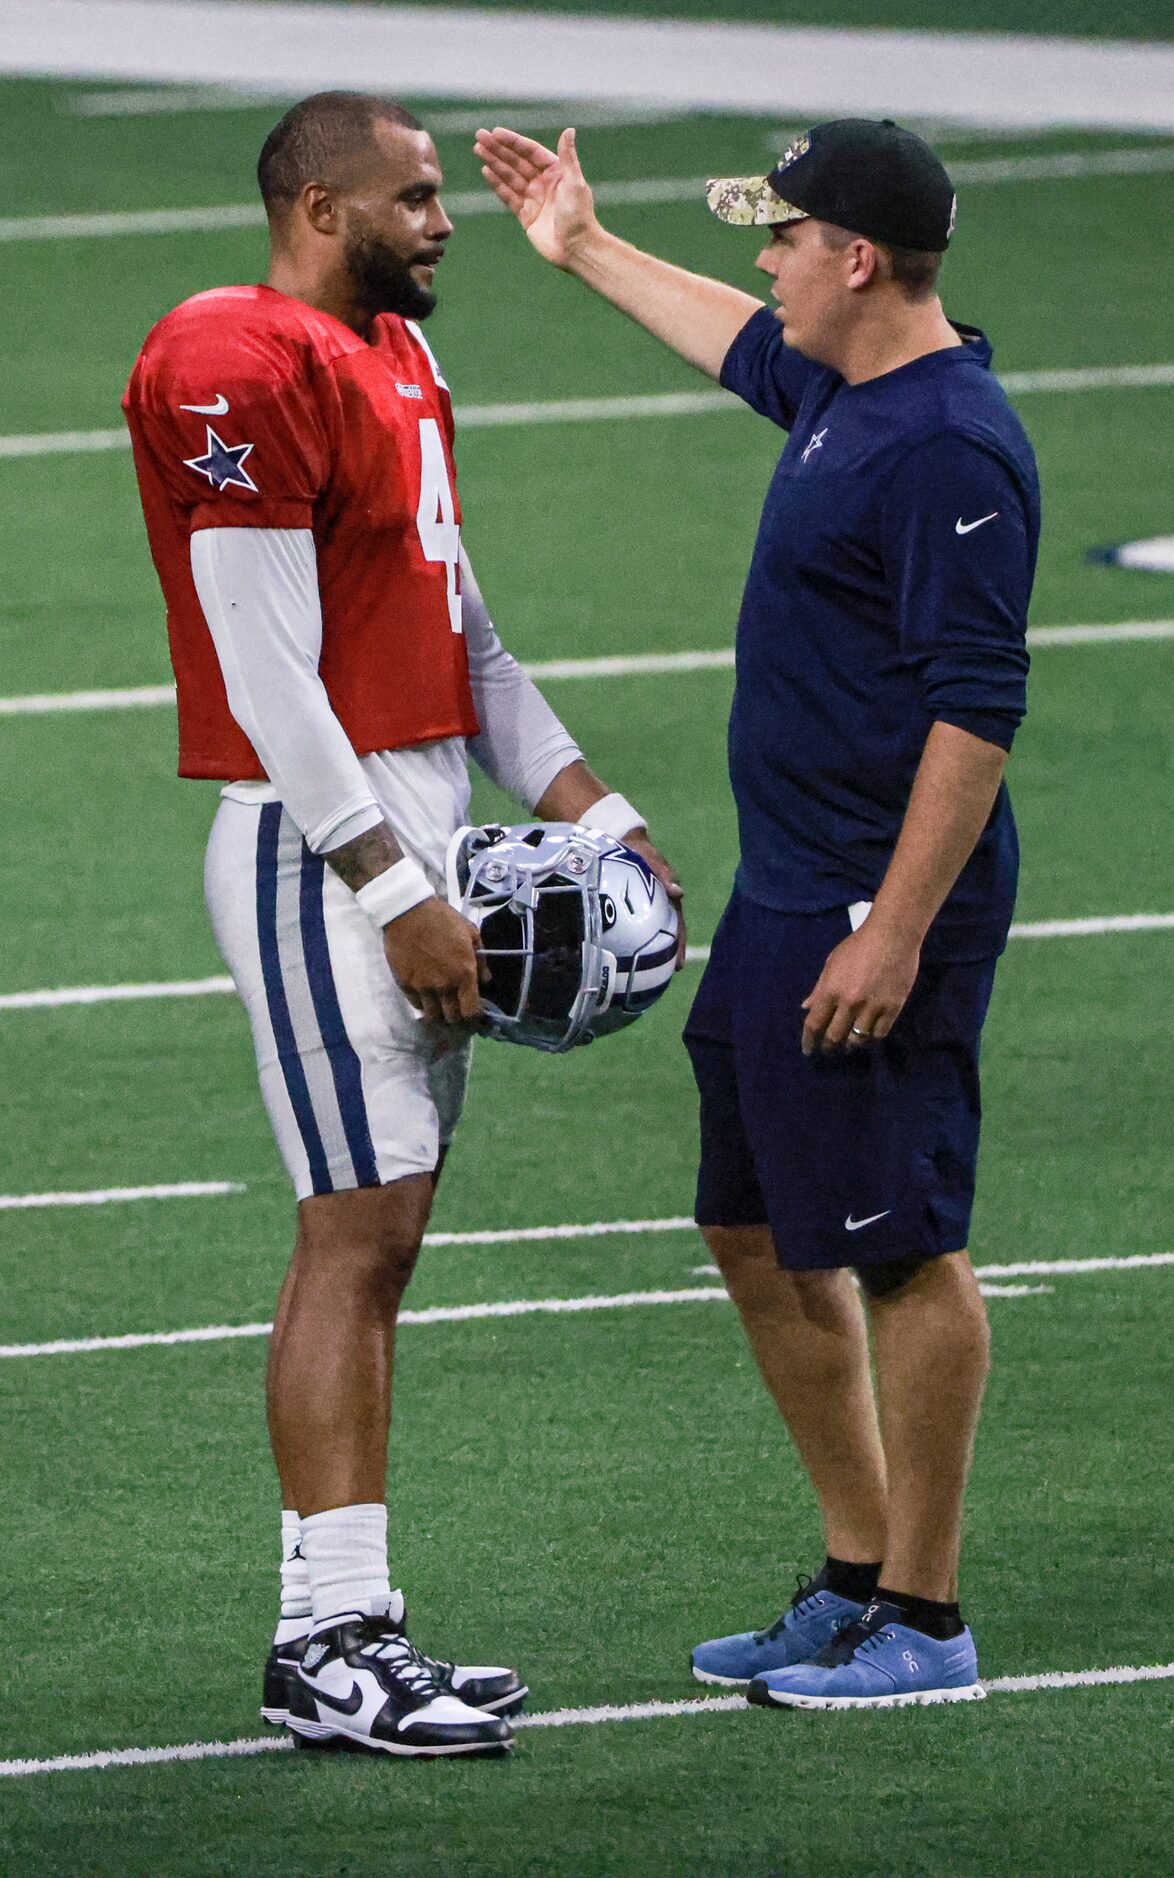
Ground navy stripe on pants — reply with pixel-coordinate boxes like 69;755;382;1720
255;802;334;1196
298;839;381;1189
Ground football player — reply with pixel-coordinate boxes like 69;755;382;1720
123;91;682;1759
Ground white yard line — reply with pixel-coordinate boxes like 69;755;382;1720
6;150;1174;245
698;1254;1174;1278
4;6;1174;131
2;911;1173;1014
2;1252;1167;1361
2;621;1172;720
2;1658;1170;1777
0;683;178;714
4;362;1173;466
1025;621;1174;647
0;975;235;1010
975;1252;1174;1278
949;146;1174;184
0;1289;731;1359
63;91;691;128
1004;912;1174;939
424;1215;696;1247
0;178;705;244
0;1181;242;1210
5;147;1174;245
0;427;131;460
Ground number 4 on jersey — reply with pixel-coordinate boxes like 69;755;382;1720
415;418;462;634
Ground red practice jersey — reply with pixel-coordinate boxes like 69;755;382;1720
124;285;479;779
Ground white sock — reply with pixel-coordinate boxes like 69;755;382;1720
302;1503;402;1630
273;1509;312;1644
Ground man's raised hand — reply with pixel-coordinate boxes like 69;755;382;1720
474;126;599;269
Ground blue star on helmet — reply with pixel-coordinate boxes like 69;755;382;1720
183;425;258;493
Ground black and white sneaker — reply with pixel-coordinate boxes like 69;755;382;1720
262;1612;528;1727
285;1615;515;1757
261;1631;310;1726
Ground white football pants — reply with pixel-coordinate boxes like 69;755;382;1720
204;796;471;1200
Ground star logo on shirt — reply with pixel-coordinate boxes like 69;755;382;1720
183;425;258;493
801;428;827;464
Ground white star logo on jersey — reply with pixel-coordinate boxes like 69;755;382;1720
801;428;827;464
183;425;258;493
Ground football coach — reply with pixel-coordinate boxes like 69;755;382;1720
477;117;1036;1710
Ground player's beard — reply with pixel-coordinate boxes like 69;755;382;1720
344;218;439;320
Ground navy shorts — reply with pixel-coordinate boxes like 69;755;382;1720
683;893;999;1272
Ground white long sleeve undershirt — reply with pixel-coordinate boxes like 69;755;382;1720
189;527;582;864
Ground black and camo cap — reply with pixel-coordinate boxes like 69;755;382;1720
706;118;957;252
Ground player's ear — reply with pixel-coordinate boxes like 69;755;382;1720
301;182;340;237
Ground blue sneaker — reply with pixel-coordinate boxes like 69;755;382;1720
691;1573;868;1687
747;1600;986;1710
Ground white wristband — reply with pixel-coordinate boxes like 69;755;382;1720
578;792;646;841
355;856;435;930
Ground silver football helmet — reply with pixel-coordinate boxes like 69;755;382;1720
445;820;680;1053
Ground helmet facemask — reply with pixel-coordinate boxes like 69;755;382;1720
446;824;609;1052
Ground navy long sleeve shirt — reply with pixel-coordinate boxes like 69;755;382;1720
720;307;1038;962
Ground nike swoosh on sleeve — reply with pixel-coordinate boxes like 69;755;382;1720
180;394;230;416
955;512;999;535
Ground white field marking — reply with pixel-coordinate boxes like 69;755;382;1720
3;911;1174;1014
2;621;1172;721
520;1660;1174;1719
0;1181;243;1211
3;1660;1171;1777
1005;913;1174;940
683;912;1174;965
694;1256;1162;1282
8;146;1174;245
0;1288;729;1360
0;975;234;1011
0;427;130;461
423;1215;696;1248
1026;621;1174;646
975;1252;1174;1278
688;1268;1051;1297
0;178;707;245
5;357;1174;466
980;1284;1052;1297
0;684;177;715
949;146;1174;185
6;8;1174;130
64;90;691;130
5;1250;1168;1360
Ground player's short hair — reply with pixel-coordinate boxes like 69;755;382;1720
257;92;424;216
819;222;942;302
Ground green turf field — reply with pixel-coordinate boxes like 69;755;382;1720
1;19;1172;1877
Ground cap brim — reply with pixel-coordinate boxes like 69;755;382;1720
705;176;809;227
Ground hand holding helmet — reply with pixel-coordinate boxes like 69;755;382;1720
446;821;681;1053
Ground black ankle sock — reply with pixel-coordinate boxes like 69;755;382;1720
875;1585;964;1641
823;1556;883;1604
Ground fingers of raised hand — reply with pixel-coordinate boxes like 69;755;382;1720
490;126;560;168
479;164;526;214
557;126;585;176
